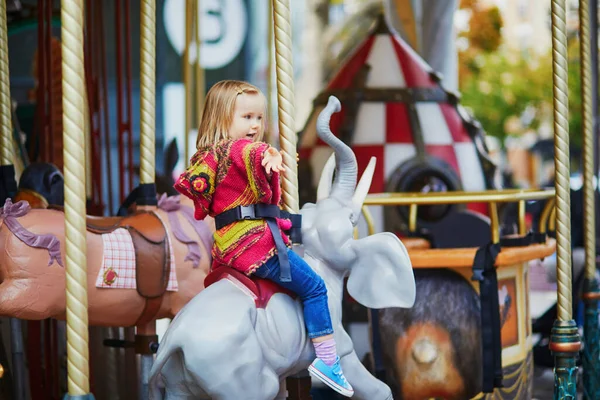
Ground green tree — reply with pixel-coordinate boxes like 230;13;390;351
458;40;583;148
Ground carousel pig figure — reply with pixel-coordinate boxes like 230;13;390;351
0;191;214;327
148;96;416;400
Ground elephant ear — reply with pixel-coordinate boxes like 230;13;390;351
346;232;415;309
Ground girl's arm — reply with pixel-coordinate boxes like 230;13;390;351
241;141;282;205
173;150;217;220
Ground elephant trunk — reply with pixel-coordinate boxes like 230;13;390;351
316;96;357;204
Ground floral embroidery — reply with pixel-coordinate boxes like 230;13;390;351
191;173;211;194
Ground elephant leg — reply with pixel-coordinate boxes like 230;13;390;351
340;350;393;400
206;366;280;400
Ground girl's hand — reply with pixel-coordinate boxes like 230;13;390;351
262;147;283;175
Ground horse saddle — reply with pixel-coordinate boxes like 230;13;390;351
49;205;170;300
204;265;296;309
85;211;170;299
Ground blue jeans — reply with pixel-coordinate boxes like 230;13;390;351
254;249;334;339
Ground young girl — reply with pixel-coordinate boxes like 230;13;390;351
174;80;354;397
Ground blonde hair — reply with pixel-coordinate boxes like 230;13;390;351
196;80;268;149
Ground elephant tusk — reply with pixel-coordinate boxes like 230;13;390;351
316;153;336;201
351;156;377;223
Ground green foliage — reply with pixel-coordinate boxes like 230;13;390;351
458;41;584;148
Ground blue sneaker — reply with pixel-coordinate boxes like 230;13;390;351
308;356;354;397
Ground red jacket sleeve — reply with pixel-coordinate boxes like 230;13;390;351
173;149;217;220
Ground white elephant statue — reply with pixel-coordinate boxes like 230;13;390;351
148;96;416;400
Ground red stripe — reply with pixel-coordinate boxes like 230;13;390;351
467;202;489;217
328;35;376;89
390;35;436;88
353;146;385;192
386;103;413;143
424;145;460;176
440;104;472;143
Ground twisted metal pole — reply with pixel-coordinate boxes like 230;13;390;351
139;0;156;186
267;0;275;141
272;0;299;214
184;0;192;161
194;0;205;135
580;1;600;397
0;4;25;399
138;3;158;400
0;0;12;166
549;1;581;398
61;0;94;398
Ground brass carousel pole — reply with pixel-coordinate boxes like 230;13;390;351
580;2;600;397
0;2;24;399
61;0;95;398
271;1;309;397
550;0;581;397
184;0;192;162
0;0;16;204
138;1;158;399
272;0;299;214
194;0;204;133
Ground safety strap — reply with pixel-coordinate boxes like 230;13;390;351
369;308;387;382
471;242;503;392
500;231;547;247
215;204;301;282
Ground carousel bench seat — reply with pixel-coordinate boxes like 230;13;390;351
407;239;556;268
399;237;431;250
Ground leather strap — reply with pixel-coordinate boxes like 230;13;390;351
135;296;163;327
471;242;503;392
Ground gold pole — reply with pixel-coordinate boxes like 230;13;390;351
489;202;499;244
0;0;13;166
580;0;596;282
267;0;275;140
408;204;417;232
139;0;156;184
551;0;573;322
272;0;299;213
579;0;600;396
184;0;192;161
518;200;526;236
61;0;91;395
549;0;580;396
194;0;205;132
539;197;556;233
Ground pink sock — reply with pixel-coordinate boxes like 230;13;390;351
314;338;337;366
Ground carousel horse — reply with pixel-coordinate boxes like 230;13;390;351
0;158;214;326
148;96;416;400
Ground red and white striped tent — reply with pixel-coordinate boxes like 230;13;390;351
298;14;496;234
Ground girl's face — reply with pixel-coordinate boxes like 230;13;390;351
229;93;265;141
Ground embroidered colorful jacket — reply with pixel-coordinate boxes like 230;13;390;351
174;138;291;275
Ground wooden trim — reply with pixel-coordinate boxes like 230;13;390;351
407;239;556;268
402;237;431;250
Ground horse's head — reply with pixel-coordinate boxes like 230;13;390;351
300;96;416;309
14;162;64;208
